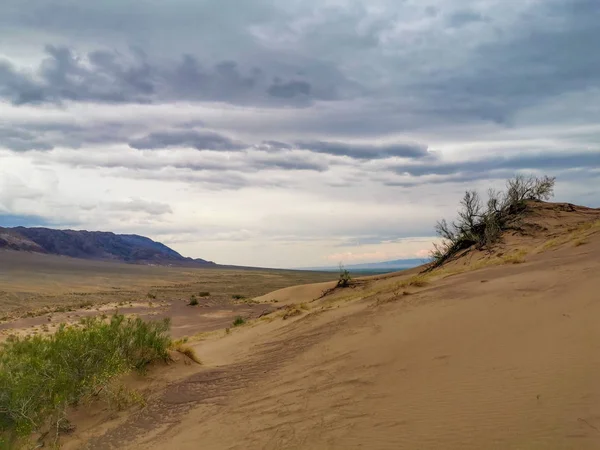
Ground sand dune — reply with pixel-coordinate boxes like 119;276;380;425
59;202;600;449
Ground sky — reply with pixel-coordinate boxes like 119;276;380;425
1;0;599;268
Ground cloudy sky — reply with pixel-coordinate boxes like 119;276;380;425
1;0;599;268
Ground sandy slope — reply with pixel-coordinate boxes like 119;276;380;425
66;203;600;449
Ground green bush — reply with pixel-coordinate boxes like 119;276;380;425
232;316;245;327
0;314;171;442
188;295;199;306
232;294;245;300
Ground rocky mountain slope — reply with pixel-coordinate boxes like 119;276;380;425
0;226;214;266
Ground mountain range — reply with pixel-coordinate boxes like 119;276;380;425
0;226;214;266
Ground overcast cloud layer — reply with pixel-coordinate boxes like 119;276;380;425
1;0;599;267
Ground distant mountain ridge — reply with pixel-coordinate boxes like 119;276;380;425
0;226;214;266
301;258;424;273
344;258;425;270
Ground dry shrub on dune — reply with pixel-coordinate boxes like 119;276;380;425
430;175;555;269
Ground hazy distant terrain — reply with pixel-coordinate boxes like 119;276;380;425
301;258;424;273
0;250;335;318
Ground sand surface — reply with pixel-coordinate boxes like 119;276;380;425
18;203;600;449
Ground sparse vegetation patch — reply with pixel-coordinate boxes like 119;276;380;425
0;314;171;444
538;219;600;253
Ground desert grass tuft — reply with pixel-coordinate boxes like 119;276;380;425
282;308;303;320
538;220;600;253
501;249;527;264
172;342;202;364
395;274;431;290
540;238;561;252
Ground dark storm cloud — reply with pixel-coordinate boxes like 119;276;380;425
43;146;329;174
446;10;486;28
0;46;154;104
417;0;600;124
1;0;599;192
129;130;247;151
0;0;283;48
267;80;311;98
0;127;54;151
166;152;329;172
1;0;598;129
171;56;260;103
250;152;328;172
294;141;429;160
125;129;429;162
0;47;357;107
0;122;134;151
0;61;46;105
119;168;290;191
2;118;431;163
386;151;600;182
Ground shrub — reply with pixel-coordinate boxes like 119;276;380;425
188;295;199;306
198;292;210;297
337;264;352;288
232;316;245;327
0;314;171;442
232;294;245;300
430;175;555;269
